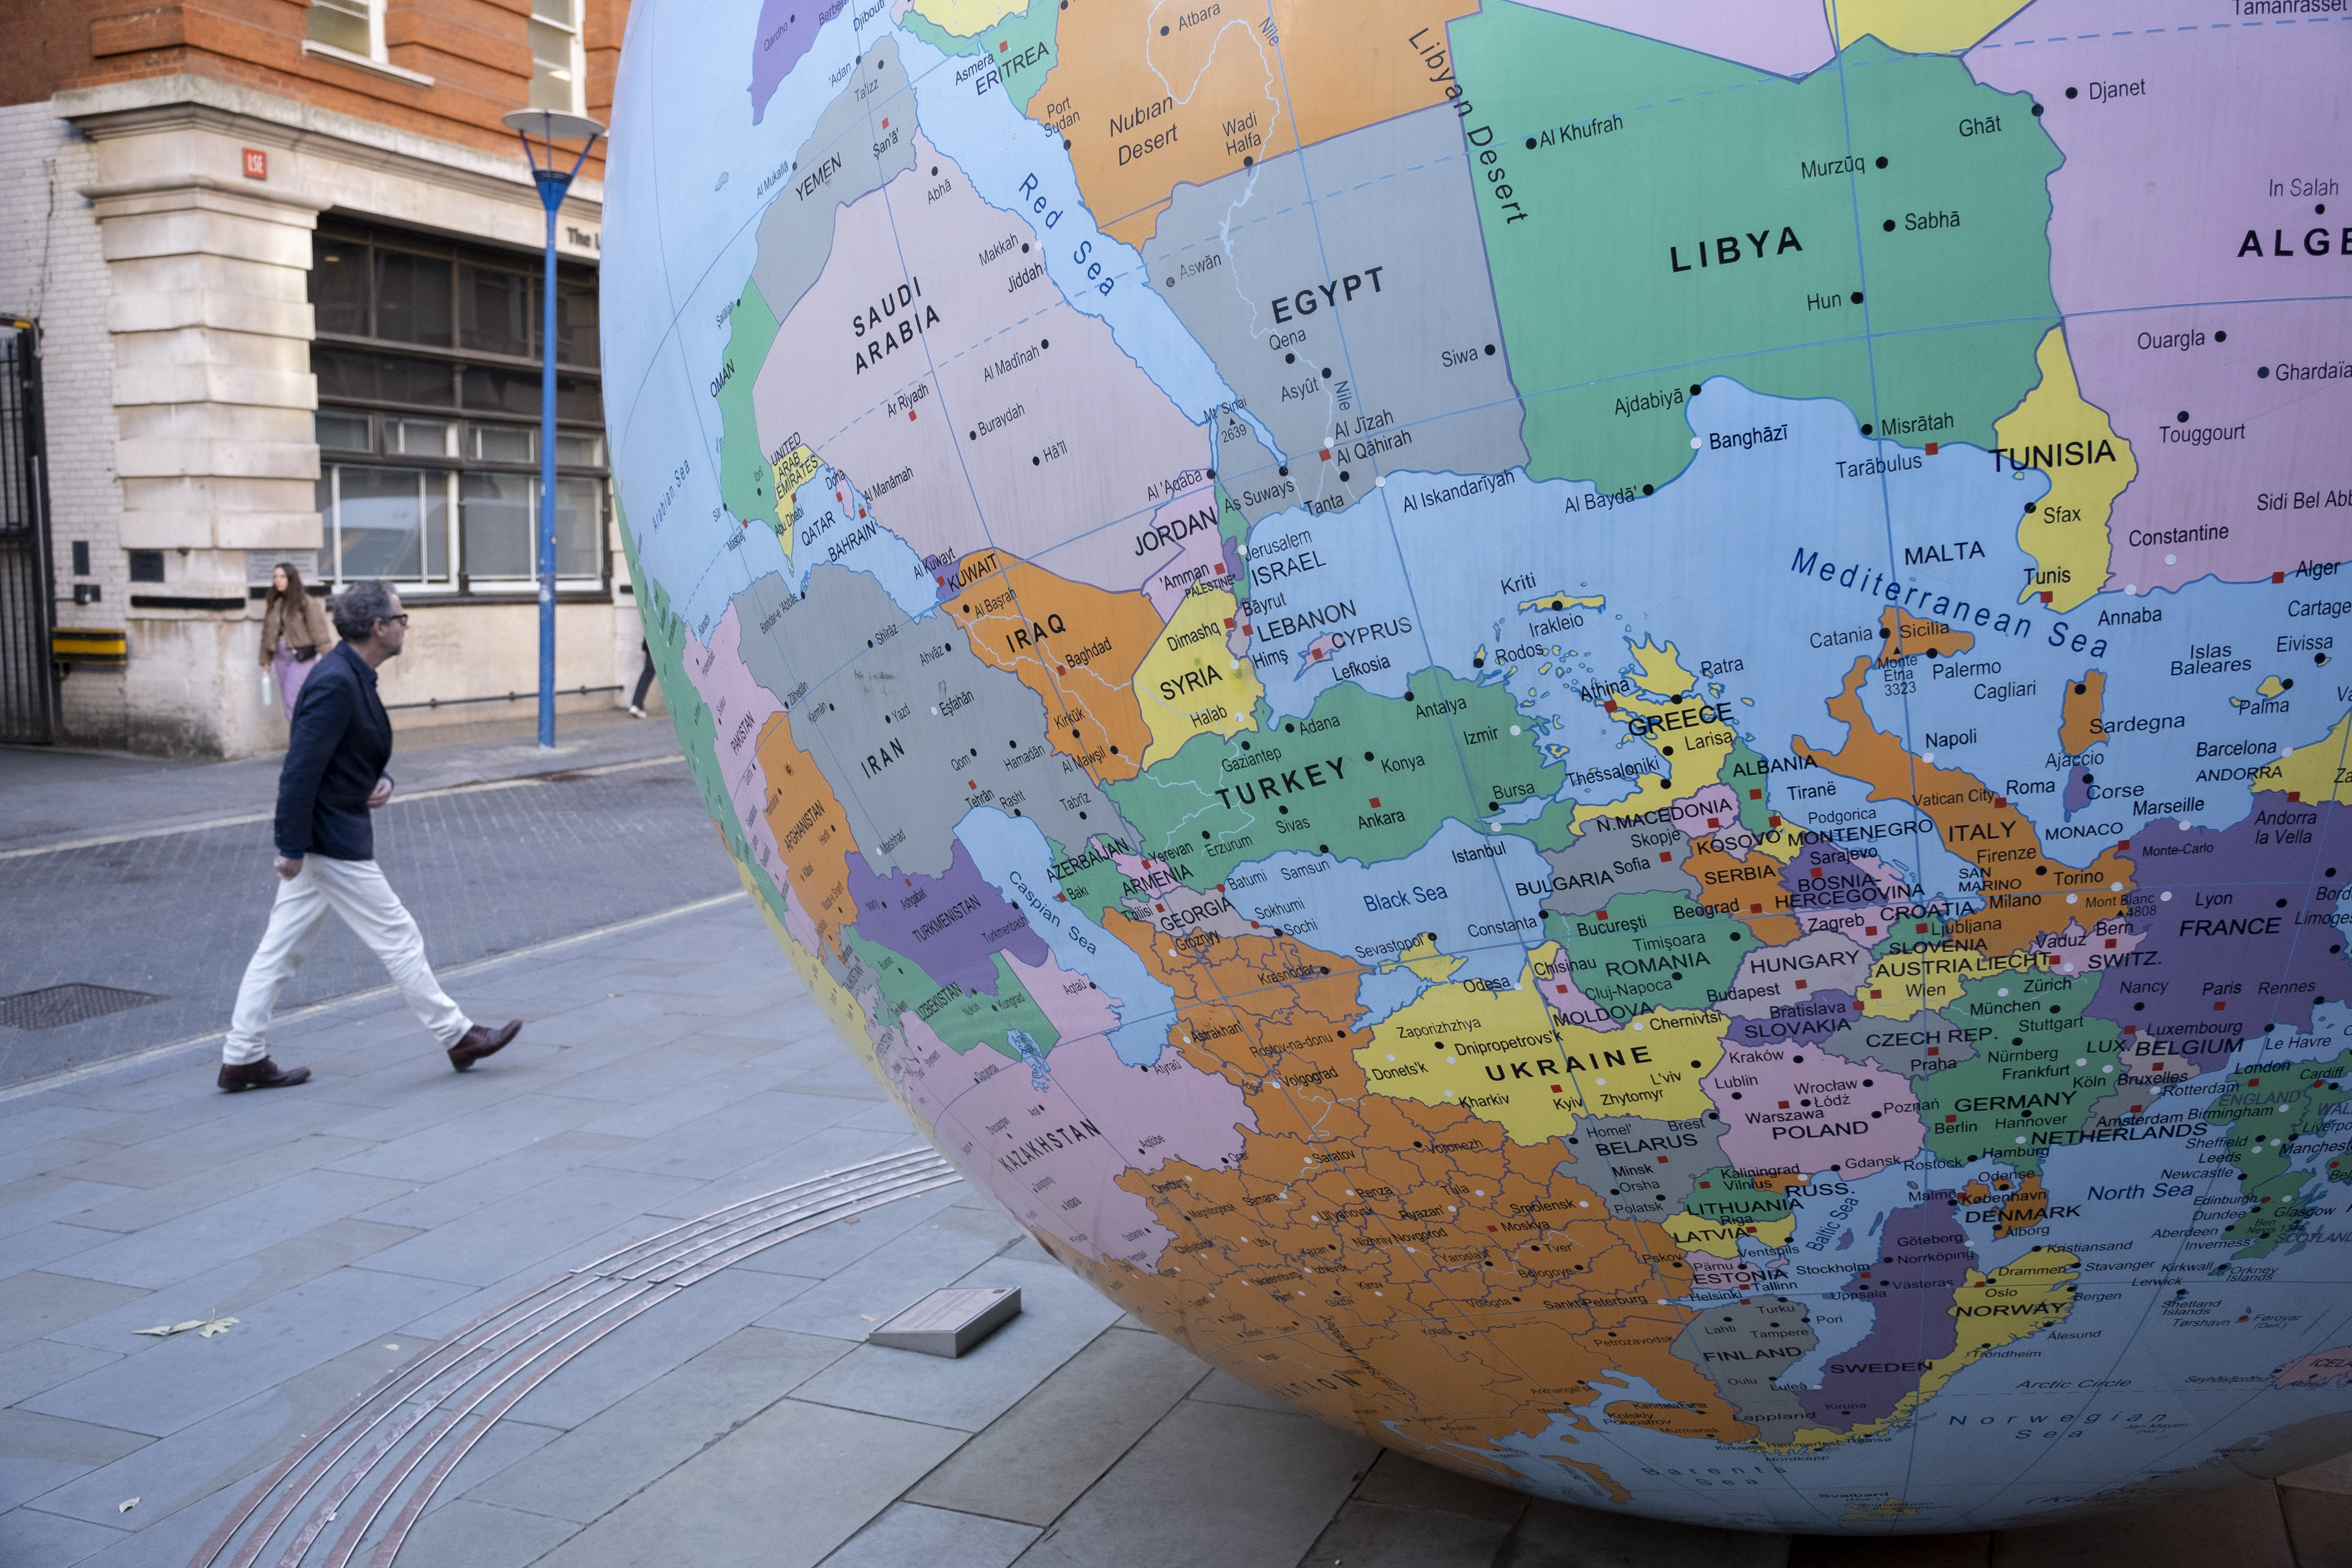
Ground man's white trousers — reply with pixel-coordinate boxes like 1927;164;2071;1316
223;856;469;1064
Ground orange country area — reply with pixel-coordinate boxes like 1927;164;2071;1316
947;553;1158;783
1957;1171;2049;1240
1794;657;2133;954
756;712;856;955
1037;0;1480;245
1875;604;1975;663
1086;912;1751;1474
2060;669;2106;757
1683;835;1804;946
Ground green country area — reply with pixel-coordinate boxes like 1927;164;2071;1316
2207;1050;2352;1260
1721;736;1774;837
716;279;783;535
1913;970;2122;1173
1547;890;1747;1017
1046;832;1139;922
1684;1165;1791;1227
843;928;1063;1062
1101;665;1561;890
1447;13;2060;495
901;0;1061;113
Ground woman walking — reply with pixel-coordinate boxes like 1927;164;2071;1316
259;562;333;724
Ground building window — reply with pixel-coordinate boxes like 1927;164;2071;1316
530;0;585;113
309;219;605;596
306;0;383;59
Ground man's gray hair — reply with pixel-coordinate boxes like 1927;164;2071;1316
332;580;401;641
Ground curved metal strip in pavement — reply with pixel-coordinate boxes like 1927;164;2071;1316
189;1146;959;1568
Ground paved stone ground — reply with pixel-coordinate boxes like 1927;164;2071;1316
5;733;2352;1567
0;721;725;1088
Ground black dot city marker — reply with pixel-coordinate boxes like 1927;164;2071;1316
1485;344;1496;355
1642;484;1654;495
1875;155;1888;169
2031;101;2044;115
2260;365;2271;377
2178;411;2190;423
1883;219;1896;231
1160;23;1168;32
1526;136;1538;149
1861;423;1874;436
1243;155;1253;167
2216;330;2228;341
2066;85;2078;98
1321;367;1333;378
1850;291;1864;304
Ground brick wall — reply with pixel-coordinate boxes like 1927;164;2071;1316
0;100;129;747
2;1;627;176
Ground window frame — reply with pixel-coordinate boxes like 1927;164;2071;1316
306;0;385;61
309;219;609;601
529;0;588;116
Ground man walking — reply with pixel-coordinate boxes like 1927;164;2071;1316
219;581;521;1091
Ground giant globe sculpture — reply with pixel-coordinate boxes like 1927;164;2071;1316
602;0;2352;1532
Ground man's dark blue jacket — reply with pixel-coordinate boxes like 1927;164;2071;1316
275;641;393;861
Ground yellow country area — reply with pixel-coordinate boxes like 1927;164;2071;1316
1572;639;1747;834
1664;1208;1795;1259
1780;1248;2079;1452
1133;586;1261;764
907;0;1024;34
1384;932;1464;983
1826;0;2032;52
1517;590;1605;615
770;445;821;556
1357;947;1725;1143
1858;942;2042;1019
1999;326;2135;613
2251;713;2352;803
1843;1498;1920;1521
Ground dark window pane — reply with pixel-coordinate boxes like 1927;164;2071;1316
558;376;603;424
462;367;602;424
374;250;453;345
315;410;372;452
557;280;599;367
312;239;369;337
459;264;536;358
334;466;438;581
470;423;534;464
314;348;455;408
460;471;535;579
555;475;601;577
129;550;164;583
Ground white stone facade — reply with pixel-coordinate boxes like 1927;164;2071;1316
1;76;634;758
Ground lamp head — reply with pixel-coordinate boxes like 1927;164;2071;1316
501;108;607;144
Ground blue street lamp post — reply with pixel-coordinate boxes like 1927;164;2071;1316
503;108;605;750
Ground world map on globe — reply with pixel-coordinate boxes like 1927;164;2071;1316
602;0;2352;1531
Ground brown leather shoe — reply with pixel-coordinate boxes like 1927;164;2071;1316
218;1057;311;1092
448;1020;522;1072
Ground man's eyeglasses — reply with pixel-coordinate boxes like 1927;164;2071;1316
378;613;410;626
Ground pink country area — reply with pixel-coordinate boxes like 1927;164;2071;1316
1968;3;2352;590
1705;1042;1925;1178
1516;0;1833;78
2276;1345;2352;1388
1134;472;1232;620
1716;928;1874;1019
1005;948;1124;1040
680;606;790;896
2050;302;2352;592
2034;917;2149;978
1539;943;1622;1033
1113;849;1253;941
893;1011;1248;1269
751;133;1208;592
1672;781;1744;846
